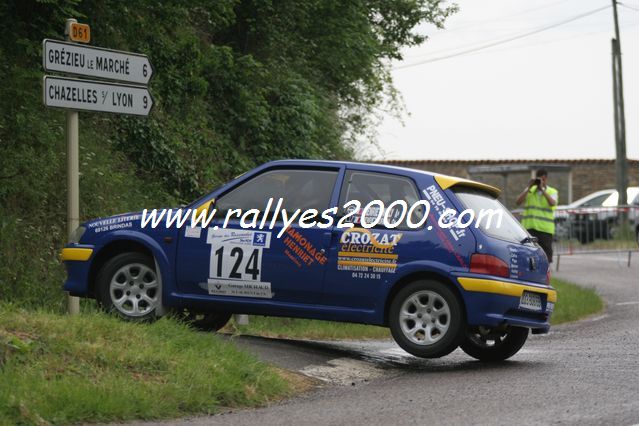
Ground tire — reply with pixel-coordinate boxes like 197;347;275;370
173;309;232;332
388;280;465;359
460;326;529;362
96;252;160;321
606;218;620;240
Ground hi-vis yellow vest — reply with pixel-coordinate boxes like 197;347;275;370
521;185;558;234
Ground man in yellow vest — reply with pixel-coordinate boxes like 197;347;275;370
516;169;558;262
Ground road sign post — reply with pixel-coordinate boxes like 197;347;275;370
45;19;154;315
65;19;81;315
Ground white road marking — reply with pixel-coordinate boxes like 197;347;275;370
587;314;609;322
616;301;639;306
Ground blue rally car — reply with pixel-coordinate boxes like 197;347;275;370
62;160;556;361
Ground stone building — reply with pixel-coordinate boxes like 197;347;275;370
375;159;639;209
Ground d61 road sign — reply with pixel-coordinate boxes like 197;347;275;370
43;39;153;85
68;22;90;43
43;76;153;116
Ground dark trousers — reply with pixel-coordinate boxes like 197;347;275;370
528;229;553;263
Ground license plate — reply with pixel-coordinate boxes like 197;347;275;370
519;291;543;311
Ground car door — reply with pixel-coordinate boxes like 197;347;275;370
322;169;426;310
175;166;342;304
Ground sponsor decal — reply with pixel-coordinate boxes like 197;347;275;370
509;246;519;280
184;226;201;238
253;232;268;246
337;228;402;277
204;229;273;298
345;203;403;226
423;185;466;241
282;227;328;268
89;214;140;233
423;185;467;268
207;279;272;299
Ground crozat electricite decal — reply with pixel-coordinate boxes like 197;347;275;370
338;227;402;279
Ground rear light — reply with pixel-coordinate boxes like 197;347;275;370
470;254;509;278
546;268;551;285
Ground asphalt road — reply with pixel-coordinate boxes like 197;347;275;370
135;253;639;426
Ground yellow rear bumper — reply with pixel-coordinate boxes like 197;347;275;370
458;277;557;303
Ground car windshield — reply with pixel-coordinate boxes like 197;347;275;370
453;188;529;244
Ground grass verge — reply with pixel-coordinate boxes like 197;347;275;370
227;277;603;339
0;306;291;425
550;277;603;324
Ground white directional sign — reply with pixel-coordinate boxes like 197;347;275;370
43;39;153;85
43;76;153;116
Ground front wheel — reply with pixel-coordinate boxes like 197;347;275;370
389;280;465;359
459;326;529;362
96;252;160;321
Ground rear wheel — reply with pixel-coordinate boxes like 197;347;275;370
460;325;529;362
389;280;465;358
97;252;159;321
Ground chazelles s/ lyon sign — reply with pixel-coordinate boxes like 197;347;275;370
44;76;153;116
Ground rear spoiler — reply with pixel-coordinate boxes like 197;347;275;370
434;174;501;197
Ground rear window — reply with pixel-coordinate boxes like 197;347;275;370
454;188;529;243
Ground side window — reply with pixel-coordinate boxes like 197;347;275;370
215;169;338;219
338;171;423;229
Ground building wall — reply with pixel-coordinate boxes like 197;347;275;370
377;160;639;209
571;162;639;201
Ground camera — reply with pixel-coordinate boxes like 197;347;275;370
533;178;541;186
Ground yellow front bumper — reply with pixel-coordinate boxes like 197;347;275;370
60;247;93;262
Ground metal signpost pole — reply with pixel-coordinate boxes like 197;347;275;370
65;18;81;315
611;0;628;229
612;39;620;175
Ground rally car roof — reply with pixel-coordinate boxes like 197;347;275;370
262;159;501;197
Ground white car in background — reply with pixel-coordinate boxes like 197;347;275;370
555;187;639;243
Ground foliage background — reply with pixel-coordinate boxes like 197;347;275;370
0;0;455;309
